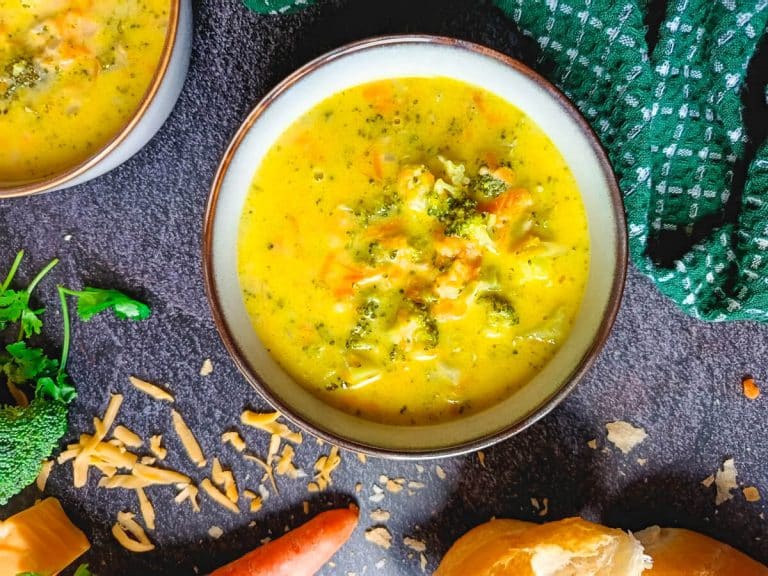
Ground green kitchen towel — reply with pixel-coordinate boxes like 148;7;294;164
243;0;768;322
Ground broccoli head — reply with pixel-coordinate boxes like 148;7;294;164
0;398;68;505
478;292;520;326
473;172;509;199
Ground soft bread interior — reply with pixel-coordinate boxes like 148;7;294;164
437;517;650;576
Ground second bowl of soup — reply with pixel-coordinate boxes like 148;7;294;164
205;36;626;457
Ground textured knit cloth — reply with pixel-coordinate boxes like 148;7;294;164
244;0;768;322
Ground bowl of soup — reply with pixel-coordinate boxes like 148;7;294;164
0;0;192;197
204;36;627;457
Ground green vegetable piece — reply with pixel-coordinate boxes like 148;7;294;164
478;292;520;326
35;372;76;404
73;564;92;576
72;287;151;321
473;172;508;199
1;341;59;385
0;398;68;505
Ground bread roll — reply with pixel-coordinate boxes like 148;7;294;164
636;526;768;575
436;517;649;575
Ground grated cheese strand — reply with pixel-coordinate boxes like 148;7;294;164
171;409;206;467
36;460;54;492
222;431;247;452
113;425;143;448
201;478;240;514
129;376;174;402
112;511;154;552
136;487;156;531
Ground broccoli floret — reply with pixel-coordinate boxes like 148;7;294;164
345;298;380;350
407;300;439;349
473;172;508;199
478;292;520;326
0;398;68;505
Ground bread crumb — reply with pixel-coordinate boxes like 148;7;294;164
355;482;362;493
408;481;425;490
435;465;446;480
531;497;539;510
701;474;715;488
539;497;549;517
365;526;392;549
357;452;367;464
477;451;486;468
587;439;598;449
386;478;404;493
637;458;647;466
715;458;738;505
743;377;760;400
404;536;426;552
375;559;386;569
200;359;214;377
606;421;647;454
208;526;223;539
744;486;761;502
420;553;428;573
370;509;390;523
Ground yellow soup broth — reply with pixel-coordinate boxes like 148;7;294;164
238;78;590;425
0;0;171;182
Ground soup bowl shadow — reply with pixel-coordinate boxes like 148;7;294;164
203;35;627;458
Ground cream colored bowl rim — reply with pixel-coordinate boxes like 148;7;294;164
203;34;628;458
0;0;182;199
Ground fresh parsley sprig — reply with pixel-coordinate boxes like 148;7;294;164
0;251;151;404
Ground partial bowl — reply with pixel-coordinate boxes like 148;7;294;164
0;0;192;198
204;35;627;458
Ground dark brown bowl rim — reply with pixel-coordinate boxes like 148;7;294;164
202;34;628;459
0;0;182;199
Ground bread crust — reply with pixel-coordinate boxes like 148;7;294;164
636;526;768;575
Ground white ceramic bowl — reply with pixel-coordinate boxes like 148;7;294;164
204;36;627;458
0;0;192;198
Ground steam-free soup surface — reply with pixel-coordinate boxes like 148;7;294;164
238;77;589;425
0;0;170;183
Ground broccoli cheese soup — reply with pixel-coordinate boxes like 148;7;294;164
238;77;590;425
0;0;171;183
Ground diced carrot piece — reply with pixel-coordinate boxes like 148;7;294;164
480;188;533;219
491;167;516;185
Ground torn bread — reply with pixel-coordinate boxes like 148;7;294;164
436;517;649;576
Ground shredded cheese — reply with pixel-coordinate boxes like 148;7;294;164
241;410;303;444
112;511;154;553
174;484;200;513
72;394;123;487
307;445;341;492
200;359;214;377
149;435;167;460
136;487;156;531
222;431;247;452
275;444;302;479
201;478;239;514
133;463;191;485
36;460;54;492
171;409;206;467
113;425;143;448
243;490;263;513
244;454;278;495
129;376;174;402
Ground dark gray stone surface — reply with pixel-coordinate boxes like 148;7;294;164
1;0;767;574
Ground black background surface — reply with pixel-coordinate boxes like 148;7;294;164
2;1;767;574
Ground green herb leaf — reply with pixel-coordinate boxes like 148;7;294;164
35;371;76;403
0;289;30;329
72;288;151;321
73;565;92;576
1;341;59;384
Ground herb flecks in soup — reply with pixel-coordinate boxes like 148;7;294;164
238;78;589;425
0;0;170;182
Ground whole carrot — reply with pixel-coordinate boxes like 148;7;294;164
210;507;359;576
